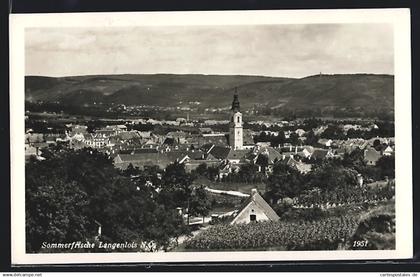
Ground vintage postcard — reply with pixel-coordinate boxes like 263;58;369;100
10;9;412;264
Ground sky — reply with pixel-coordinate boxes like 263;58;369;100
25;24;394;78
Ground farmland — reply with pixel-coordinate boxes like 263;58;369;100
182;200;395;251
184;215;359;251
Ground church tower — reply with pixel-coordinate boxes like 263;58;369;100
229;89;243;150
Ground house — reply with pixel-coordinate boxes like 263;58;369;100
364;147;382;165
113;152;172;170
313;125;328;136
311;149;334;161
342;124;361;133
284;156;299;167
166;131;188;144
207;145;231;160
103;125;127;135
317;138;333;147
95;128;118;138
138;131;152;139
226;148;250;164
230;189;280;225
252;146;283;173
25;143;46;160
118;148;159;155
84;133;113;148
282;156;312;174
294;161;312;174
25;133;44;144
69;139;89;150
339;138;368;152
199;127;213;134
68;124;88;136
295;129;306;137
194;133;229;147
382;145;394;156
296;147;312;159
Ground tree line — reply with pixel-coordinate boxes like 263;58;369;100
26;146;211;253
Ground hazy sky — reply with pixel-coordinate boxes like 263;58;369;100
25;24;393;78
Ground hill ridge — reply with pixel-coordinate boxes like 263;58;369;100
25;73;394;116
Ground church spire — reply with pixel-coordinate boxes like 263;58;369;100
231;87;240;112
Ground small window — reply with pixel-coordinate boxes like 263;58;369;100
237;116;240;123
250;214;256;221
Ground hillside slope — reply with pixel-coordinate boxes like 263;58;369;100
25;73;394;113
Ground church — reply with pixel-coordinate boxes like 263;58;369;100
229;91;244;150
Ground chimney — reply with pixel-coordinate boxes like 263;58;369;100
295;146;298;154
251;188;258;195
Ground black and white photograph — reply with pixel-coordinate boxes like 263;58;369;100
9;9;412;263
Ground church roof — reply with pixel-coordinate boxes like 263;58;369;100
231;90;240;112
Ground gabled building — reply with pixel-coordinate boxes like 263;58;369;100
226;148;250;164
114;152;172;170
283;156;312;174
207;145;231;160
230;189;280;225
311;149;334;161
382;145;394;156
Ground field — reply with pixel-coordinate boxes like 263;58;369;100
180;200;395;251
184;215;359;251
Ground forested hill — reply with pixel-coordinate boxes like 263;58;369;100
25;73;394;115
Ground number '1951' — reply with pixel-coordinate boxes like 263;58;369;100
353;240;368;247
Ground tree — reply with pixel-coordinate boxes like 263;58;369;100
271;131;286;147
373;139;382;150
376;155;395;179
26;173;90;253
321;125;346;140
305;130;319;146
206;166;219;181
342;148;366;170
256;154;269;174
159;163;195;210
122;163;140;177
195;163;208;177
288;132;300;145
265;163;305;203
26;148;189;253
188;186;212;221
306;162;359;192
